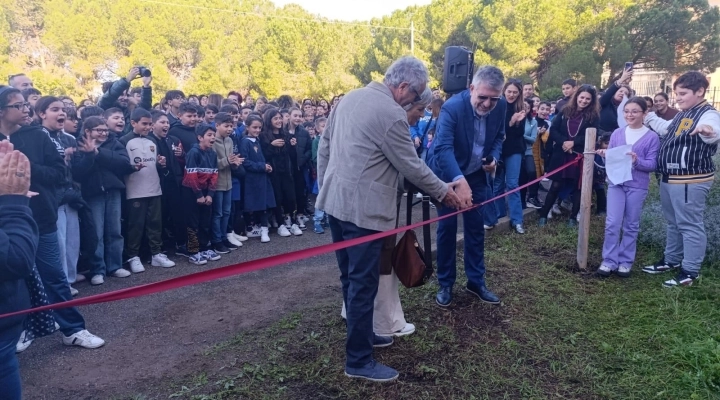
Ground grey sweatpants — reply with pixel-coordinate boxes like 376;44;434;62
660;180;713;275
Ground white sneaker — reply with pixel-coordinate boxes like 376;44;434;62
231;231;248;242
16;331;33;353
278;225;291;237
62;329;105;349
151;253;176;268
551;204;562;215
260;226;270;243
90;274;105;285
296;216;307;230
226;233;243;247
301;215;310;223
270;216;278;228
247;225;262;238
290;224;303;236
127;256;145;273
111;268;131;278
70;286;79;297
394;323;416;337
73;274;86;283
547;210;553;219
283;216;292;228
415;192;423;199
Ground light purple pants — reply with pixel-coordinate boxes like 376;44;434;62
601;184;648;269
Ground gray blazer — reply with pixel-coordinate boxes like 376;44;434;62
316;82;448;232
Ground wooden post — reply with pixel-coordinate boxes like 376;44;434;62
576;127;597;270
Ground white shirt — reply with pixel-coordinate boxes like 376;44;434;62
625;126;648;145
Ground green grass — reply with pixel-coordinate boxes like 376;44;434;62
138;217;720;400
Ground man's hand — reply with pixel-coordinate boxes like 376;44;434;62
0;140;13;158
482;158;496;173
414;137;421;148
205;195;213;205
690;124;716;137
127;67;140;82
173;144;183;157
157;155;166;167
449;178;473;209
0;150;31;197
142;75;152;88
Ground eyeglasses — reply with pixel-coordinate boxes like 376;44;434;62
2;102;31;110
623;110;643;115
477;96;501;104
91;128;109;134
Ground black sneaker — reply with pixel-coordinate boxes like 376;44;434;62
641;259;679;274
213;243;231;254
222;240;238;250
663;271;697;287
527;197;543;209
175;244;192;258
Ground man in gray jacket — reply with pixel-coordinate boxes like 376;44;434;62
317;56;468;382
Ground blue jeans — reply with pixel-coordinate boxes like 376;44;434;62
36;232;85;336
86;190;124;276
57;204;80;283
313;207;325;223
0;338;21;400
488;153;524;226
328;216;383;368
437;170;489;288
212;190;232;244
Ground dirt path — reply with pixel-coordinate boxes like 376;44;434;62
19;200;452;399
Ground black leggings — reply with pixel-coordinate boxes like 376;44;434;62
538;179;580;219
293;168;307;215
270;172;296;221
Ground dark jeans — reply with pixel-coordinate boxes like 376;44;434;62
328;216;383;368
125;196;163;258
162;182;186;247
0;338;21;400
520;154;539;201
183;188;212;253
594;184;607;214
293;167;307;215
437;169;489;288
36;232;85;336
212;190;232;244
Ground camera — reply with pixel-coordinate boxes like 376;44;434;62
138;66;152;77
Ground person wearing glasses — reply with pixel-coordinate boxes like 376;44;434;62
428;66;507;308
7;74;33;91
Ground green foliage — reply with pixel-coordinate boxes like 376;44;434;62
0;0;717;102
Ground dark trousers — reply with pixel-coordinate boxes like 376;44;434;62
125;196;163;258
231;201;247;234
594;184;607;214
183;188;212;254
519;154;539;201
162;182;186;247
436;170;489;288
0;338;21;400
328;216;383;368
270;172;296;219
36;232;85;336
539;179;580;219
293;167;307;215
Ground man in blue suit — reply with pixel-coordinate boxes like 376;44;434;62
428;65;507;307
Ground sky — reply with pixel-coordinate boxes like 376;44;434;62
271;0;433;22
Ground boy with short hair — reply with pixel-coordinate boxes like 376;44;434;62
168;102;199;156
122;108;176;271
204;104;219;124
165;90;186;126
556;79;577;113
211;112;244;253
103;107;126;138
183;124;221;265
311;117;327;233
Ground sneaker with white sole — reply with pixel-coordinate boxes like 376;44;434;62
16;331;33;353
151;253;176;268
70;286;79;297
617;265;632;278
202;249;221;261
189;252;207;265
247;225;262;238
415;192;423;199
283;216;292;228
642;259;680;274
379;323;416;338
90;274;105;285
127;256;145;273
596;264;614;277
111;268;131;278
226;233;243;247
233;232;248;242
551;204;562;215
663;270;697;287
62;329;105;349
278;225;291;237
296;216;307;230
290;224;303;236
261;226;270;243
74;274;87;284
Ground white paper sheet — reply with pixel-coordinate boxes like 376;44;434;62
605;144;633;185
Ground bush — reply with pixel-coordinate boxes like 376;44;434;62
638;155;720;264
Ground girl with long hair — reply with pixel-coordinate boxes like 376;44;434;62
286;107;312;229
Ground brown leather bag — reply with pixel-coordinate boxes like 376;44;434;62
392;230;433;288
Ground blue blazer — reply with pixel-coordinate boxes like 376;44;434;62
428;89;507;183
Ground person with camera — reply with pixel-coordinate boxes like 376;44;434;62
98;67;153;134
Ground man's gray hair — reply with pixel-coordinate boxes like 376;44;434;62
471;66;505;91
403;87;432;111
384;56;429;90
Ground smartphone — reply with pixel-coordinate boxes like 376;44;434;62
625;62;633;71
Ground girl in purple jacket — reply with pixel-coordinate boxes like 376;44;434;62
596;97;660;278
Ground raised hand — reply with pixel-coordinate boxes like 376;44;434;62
0;150;31;197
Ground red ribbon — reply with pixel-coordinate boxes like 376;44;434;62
0;155;581;320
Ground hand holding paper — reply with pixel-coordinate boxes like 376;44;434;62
605;144;633;185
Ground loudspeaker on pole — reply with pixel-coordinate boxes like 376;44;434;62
442;46;475;94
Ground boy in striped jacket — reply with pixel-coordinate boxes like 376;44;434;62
643;71;720;287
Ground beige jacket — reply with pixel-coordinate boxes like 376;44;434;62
317;82;447;232
213;135;234;191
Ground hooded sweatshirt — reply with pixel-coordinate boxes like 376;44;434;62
168;123;198;160
182;144;218;199
212;134;235;191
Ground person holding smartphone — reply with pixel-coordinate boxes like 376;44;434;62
598;66;634;135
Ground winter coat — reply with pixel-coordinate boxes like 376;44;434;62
213;135;235;191
72;136;135;198
239;136;276;212
98;79;152;135
288;125;312;170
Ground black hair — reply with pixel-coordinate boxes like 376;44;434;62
562;84;599;122
102;107;123;120
642;96;654;106
624;96;649;113
195;123;216;137
244;113;263;130
261;108;287;143
301;98;314;106
598;132;611;144
188;94;199;102
221;98;236;106
0;85;21;108
302;121;315;130
165;90;186;101
21;88;41;99
81;116;106;136
268;101;279;107
524;98;534;120
178;102;197;115
562;79;577;87
673;71;709;93
81;106;104;120
214;112;234;126
34;96;62;115
130;87;142;96
240;105;252;112
150;109;168;123
539;101;551;108
277;95;294;109
65;106;78;121
130;107;152;122
220;104;239;114
194;104;205;117
227;91;242;103
654;92;669;101
280;108;289;115
205;104;219;113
